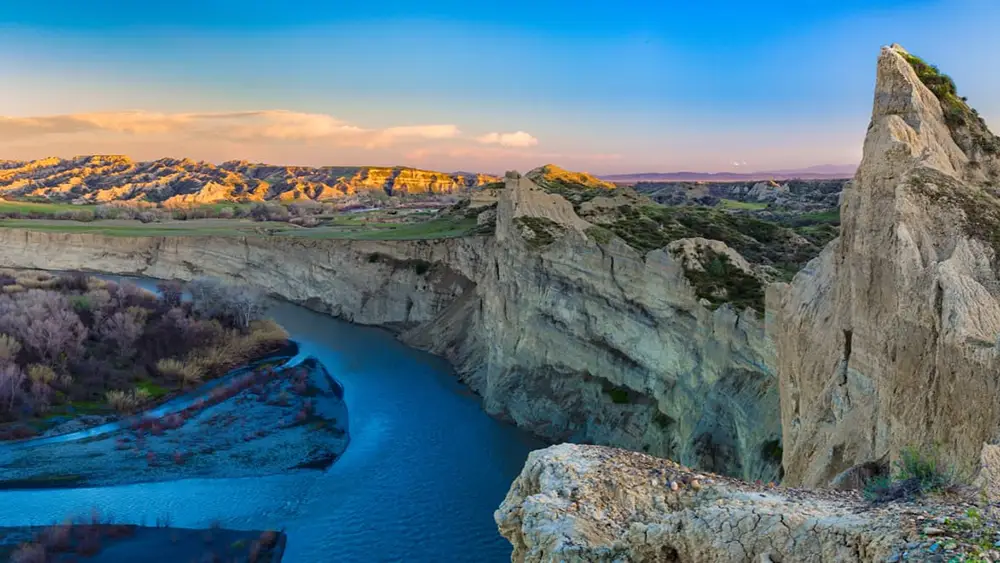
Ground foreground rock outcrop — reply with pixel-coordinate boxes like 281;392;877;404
770;44;1000;487
496;444;910;562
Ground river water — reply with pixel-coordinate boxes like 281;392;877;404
0;278;545;562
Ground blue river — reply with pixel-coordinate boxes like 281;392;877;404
0;278;544;562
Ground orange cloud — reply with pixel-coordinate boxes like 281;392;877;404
0;111;493;149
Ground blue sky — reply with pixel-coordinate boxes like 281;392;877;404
1;0;997;173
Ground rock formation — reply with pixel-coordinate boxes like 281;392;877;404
770;44;1000;486
495;444;909;562
0;155;499;204
0;166;784;482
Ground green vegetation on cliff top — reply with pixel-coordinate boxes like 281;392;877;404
901;50;1000;155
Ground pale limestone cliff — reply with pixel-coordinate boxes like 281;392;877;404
496;444;909;563
0;168;780;481
769;44;1000;487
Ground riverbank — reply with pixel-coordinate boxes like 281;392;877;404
0;521;286;562
0;349;349;488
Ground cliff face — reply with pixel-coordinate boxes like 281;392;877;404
770;45;1000;486
0;170;780;481
451;172;780;481
0;156;499;205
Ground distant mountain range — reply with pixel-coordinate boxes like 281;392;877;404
599;164;857;183
0;155;500;205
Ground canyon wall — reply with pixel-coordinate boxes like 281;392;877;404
0;170;781;481
770;44;1000;486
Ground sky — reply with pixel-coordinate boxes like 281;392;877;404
1;0;998;174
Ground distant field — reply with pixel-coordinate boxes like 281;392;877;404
0;215;480;240
718;199;768;211
0;200;89;214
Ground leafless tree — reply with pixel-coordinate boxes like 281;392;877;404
188;277;266;330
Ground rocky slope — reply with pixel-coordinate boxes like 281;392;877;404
0;164;795;482
0;155;499;205
770;44;1000;487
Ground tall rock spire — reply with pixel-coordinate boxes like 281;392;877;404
769;45;1000;487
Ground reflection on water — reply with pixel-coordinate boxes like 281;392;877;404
0;276;545;562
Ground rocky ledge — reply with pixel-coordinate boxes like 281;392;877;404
497;444;1000;563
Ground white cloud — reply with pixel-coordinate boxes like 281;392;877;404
0;110;466;148
730;160;748;167
475;131;539;148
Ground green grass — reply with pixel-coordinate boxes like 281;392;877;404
718;199;767;211
0;215;482;241
135;380;169;399
0;200;91;214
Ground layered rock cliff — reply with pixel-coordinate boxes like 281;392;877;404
0;155;499;205
770;44;1000;486
0;168;783;481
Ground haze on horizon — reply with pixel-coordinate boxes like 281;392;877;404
1;0;998;175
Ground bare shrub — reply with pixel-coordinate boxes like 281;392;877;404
0;290;88;365
156;280;184;308
188;277;267;330
98;307;147;357
0;364;26;416
0;333;22;363
72;210;95;222
26;364;56;385
105;388;150;414
94;205;118;219
56;271;89;292
217;206;235;219
156;358;204;387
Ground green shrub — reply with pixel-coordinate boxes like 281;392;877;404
862;445;956;503
679;250;766;313
902;51;1000;155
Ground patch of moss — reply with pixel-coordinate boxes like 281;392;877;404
513;216;565;249
901;52;1000;155
678;250;766;313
